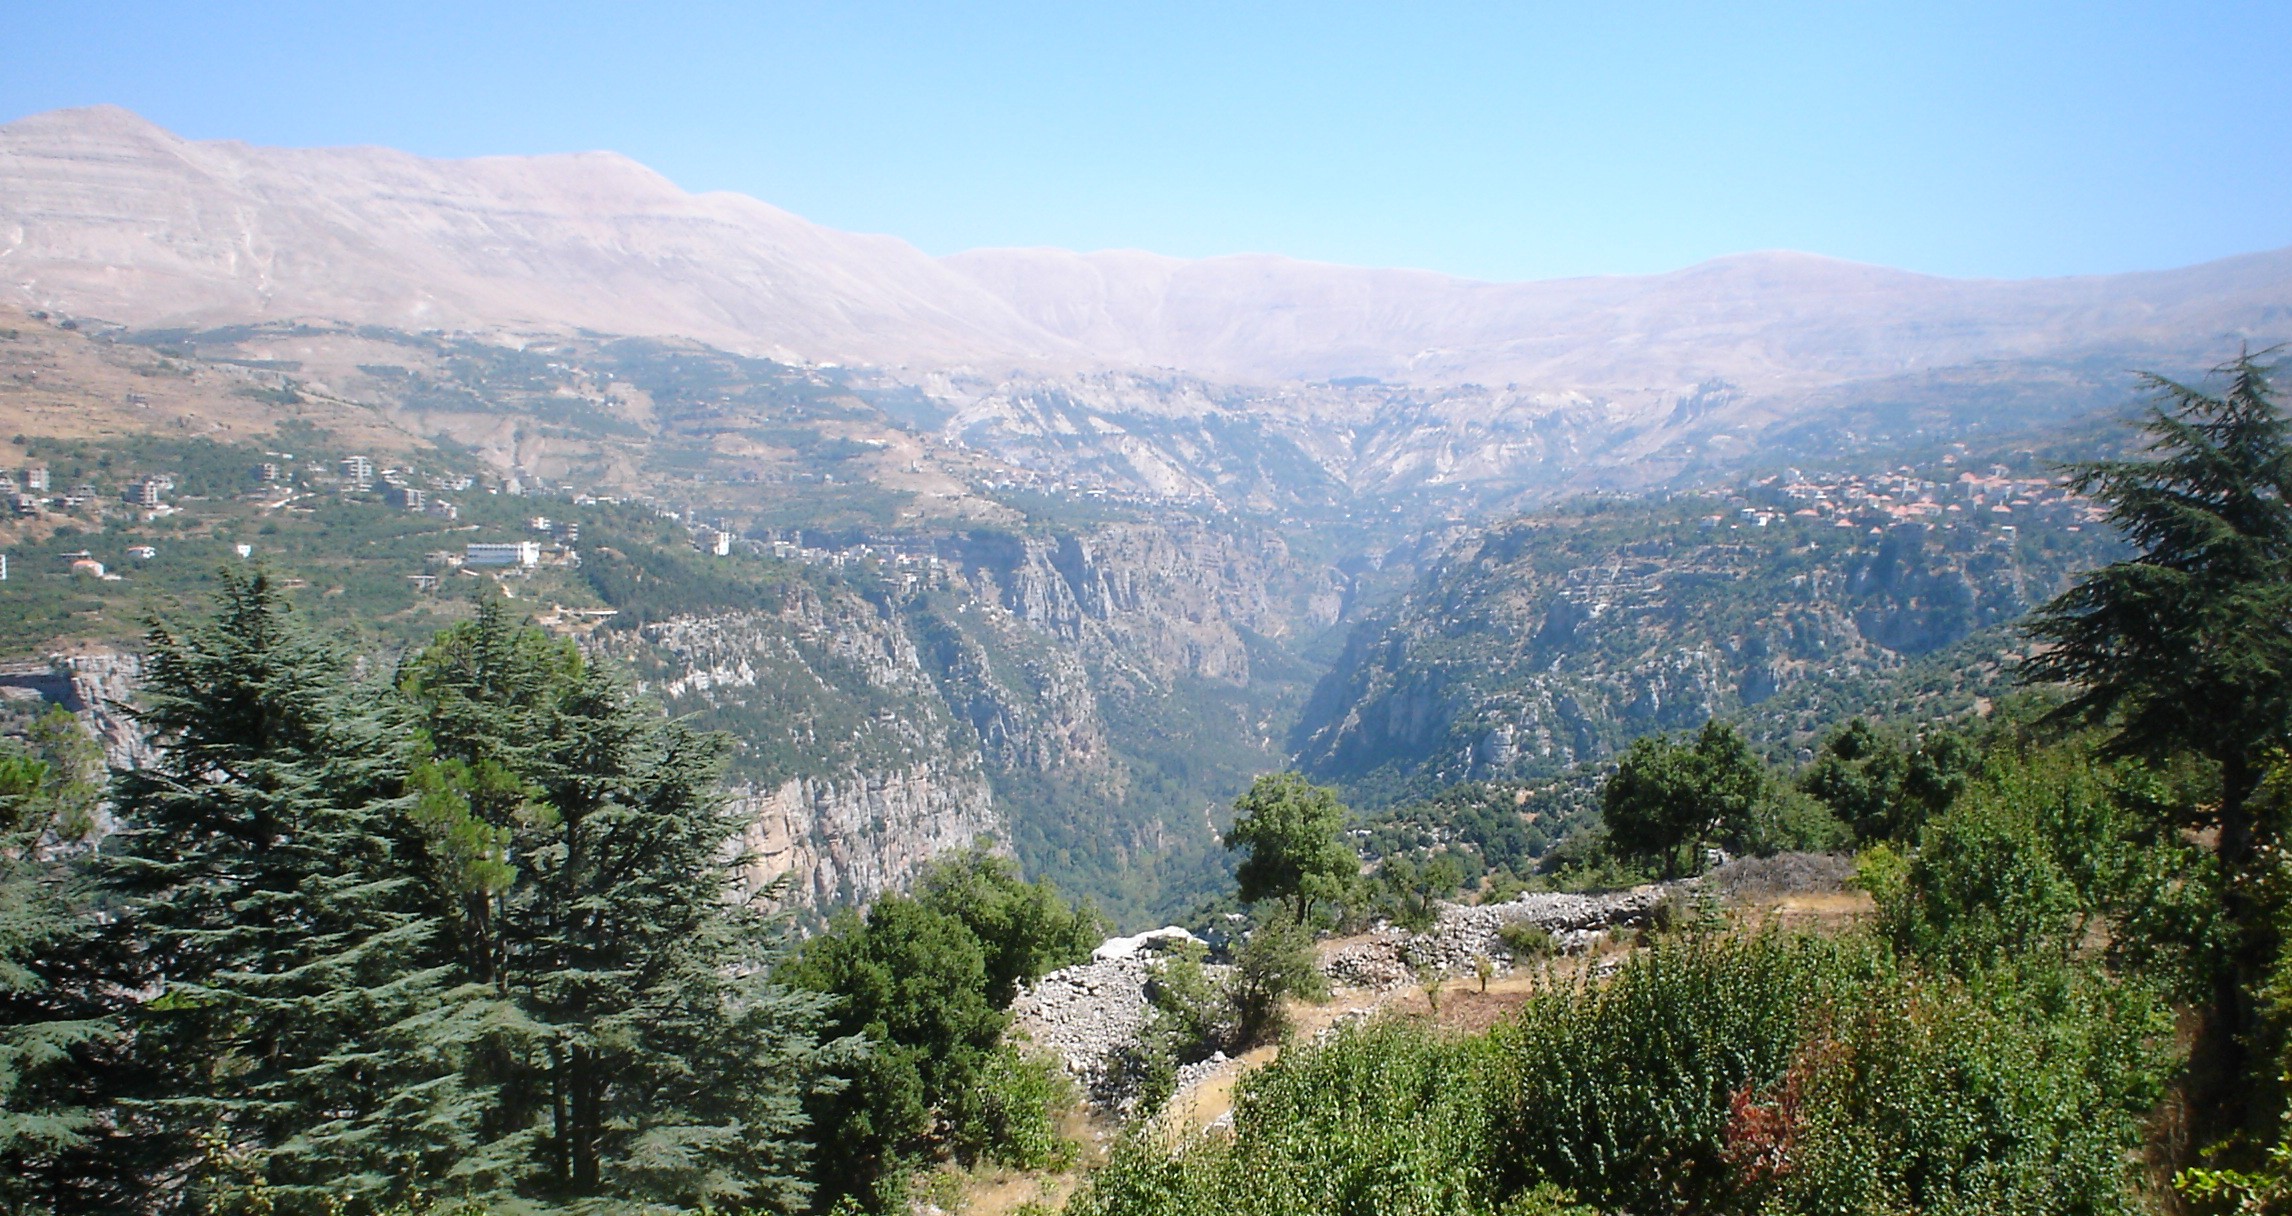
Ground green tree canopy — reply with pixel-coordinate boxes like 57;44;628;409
1602;719;1766;878
99;569;453;1210
399;594;834;1212
0;715;125;1212
1226;772;1357;923
1800;717;1975;844
784;847;1096;1213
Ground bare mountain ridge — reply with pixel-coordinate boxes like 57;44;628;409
6;105;2291;399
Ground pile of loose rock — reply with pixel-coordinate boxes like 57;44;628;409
1405;886;1674;972
1010;933;1228;1105
1009;955;1155;1086
1322;885;1676;987
1010;855;1855;1114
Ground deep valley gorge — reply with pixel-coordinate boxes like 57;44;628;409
4;106;2289;924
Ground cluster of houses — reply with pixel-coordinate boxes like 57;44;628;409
0;464;179;519
1718;461;2107;535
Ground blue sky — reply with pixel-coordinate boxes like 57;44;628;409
5;2;2287;282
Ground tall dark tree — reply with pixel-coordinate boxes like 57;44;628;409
98;570;456;1211
0;724;133;1214
2022;354;2292;1136
400;595;834;1211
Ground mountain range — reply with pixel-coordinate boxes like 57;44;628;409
7;105;2290;406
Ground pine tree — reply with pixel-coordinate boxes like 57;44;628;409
2023;354;2292;1137
98;570;458;1211
0;725;133;1214
400;596;834;1211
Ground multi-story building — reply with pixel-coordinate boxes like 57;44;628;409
464;541;541;568
340;456;375;490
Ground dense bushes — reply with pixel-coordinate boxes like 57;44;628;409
785;848;1098;1212
1075;934;2171;1216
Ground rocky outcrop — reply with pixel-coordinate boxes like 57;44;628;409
56;651;151;771
954;521;1307;688
0;650;151;771
598;590;1011;912
1295;502;2106;787
730;764;999;909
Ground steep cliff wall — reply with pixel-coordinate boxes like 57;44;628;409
1295;504;2116;794
598;583;1006;911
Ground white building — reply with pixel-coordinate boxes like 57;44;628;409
465;541;542;568
340;456;374;490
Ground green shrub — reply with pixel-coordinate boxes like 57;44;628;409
1072;1021;1550;1216
1232;917;1329;1047
1878;796;2082;970
954;1045;1079;1171
1078;932;2171;1216
1745;786;1852;855
1496;921;1555;961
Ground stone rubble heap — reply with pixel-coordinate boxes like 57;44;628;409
1008;856;1849;1117
1011;939;1232;1106
1321;885;1675;988
1010;956;1155;1086
1405;886;1673;972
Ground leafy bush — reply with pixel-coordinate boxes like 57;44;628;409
1496;921;1555;961
1079;933;2170;1216
1231;917;1329;1047
1743;786;1852;855
784;849;1097;1211
1072;1022;1566;1216
953;1045;1079;1171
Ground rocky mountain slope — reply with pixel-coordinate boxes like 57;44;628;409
8;107;2290;512
1293;458;2120;796
2;105;2261;926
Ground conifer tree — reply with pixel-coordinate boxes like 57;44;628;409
98;570;457;1211
2023;354;2292;1136
0;725;131;1213
400;596;834;1212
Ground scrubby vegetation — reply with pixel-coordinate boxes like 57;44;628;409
1071;356;2292;1215
2;356;2288;1214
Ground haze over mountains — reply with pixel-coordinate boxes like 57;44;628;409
7;105;2291;404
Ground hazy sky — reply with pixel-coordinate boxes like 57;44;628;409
5;2;2287;282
